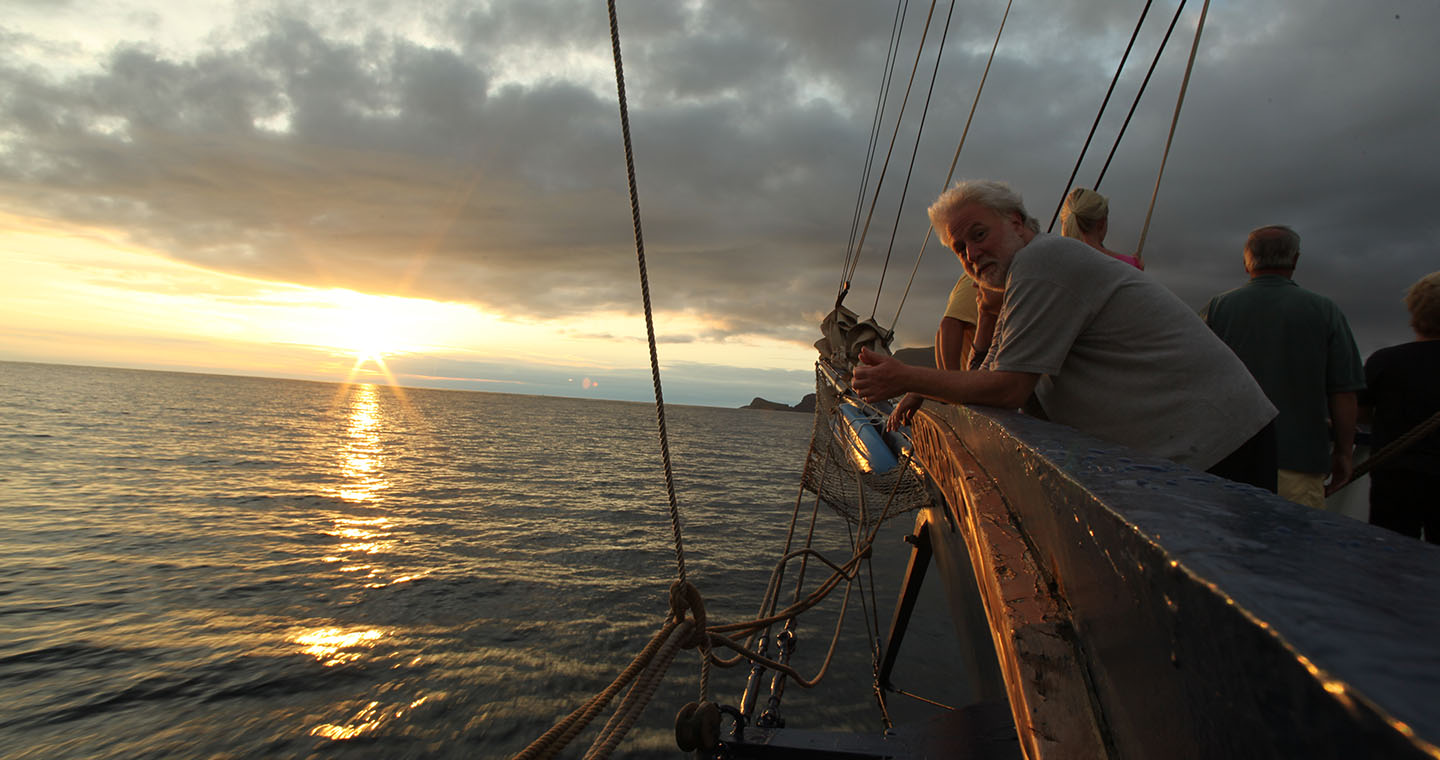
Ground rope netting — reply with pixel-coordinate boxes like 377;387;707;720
802;364;937;534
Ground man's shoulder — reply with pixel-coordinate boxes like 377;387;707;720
1213;277;1342;312
1013;235;1112;277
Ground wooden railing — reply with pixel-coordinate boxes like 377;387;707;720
905;402;1440;760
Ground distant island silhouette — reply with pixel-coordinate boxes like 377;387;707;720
740;346;934;411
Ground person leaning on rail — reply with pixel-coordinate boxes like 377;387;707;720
1201;226;1366;510
1358;271;1440;543
853;179;1279;492
888;269;1005;427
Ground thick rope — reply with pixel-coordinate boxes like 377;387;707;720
583;622;692;760
1095;0;1189;191
607;0;688;591
1134;0;1211;260
1348;410;1440;484
510;618;681;760
889;0;1015;332
1045;0;1157;233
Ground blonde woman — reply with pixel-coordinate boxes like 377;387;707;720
1060;187;1144;269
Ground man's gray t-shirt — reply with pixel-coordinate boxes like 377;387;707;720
986;235;1276;470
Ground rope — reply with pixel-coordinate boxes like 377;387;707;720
583;622;692;760
869;0;958;321
522;7;948;758
841;0;939;300
1134;0;1211;260
841;0;909;302
1348;410;1440;484
606;0;688;588
510;618;681;760
889;0;1015;332
1095;0;1189;191
1046;0;1157;234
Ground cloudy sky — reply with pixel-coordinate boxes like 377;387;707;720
2;0;1435;407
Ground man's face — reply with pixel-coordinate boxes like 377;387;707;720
943;201;1027;290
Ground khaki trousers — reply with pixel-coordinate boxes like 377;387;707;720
1278;469;1326;510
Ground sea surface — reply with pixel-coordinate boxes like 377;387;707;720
0;362;964;759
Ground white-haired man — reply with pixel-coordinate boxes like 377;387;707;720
853;180;1278;489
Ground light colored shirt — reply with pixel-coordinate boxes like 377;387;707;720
989;235;1276;470
943;274;980;325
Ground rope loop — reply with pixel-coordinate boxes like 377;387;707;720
669;580;710;649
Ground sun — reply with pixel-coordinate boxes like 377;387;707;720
318;290;421;363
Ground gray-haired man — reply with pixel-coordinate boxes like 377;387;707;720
1202;226;1365;508
854;180;1278;490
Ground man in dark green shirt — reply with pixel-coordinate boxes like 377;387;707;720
1203;226;1366;508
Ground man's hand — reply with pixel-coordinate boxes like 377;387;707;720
887;393;923;432
852;347;909;404
1325;450;1354;496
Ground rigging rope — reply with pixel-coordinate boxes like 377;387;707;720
1345;410;1440;486
1095;0;1189;191
840;0;909;303
869;0;958;321
1135;0;1211;260
1046;0;1157;233
521;8;944;759
606;0;688;587
840;0;939;304
890;0;1016;332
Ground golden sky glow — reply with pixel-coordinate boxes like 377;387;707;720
0;211;814;401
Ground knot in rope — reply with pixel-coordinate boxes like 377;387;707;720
669;580;710;650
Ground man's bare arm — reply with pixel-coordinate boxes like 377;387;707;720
935;316;975;372
853;347;1039;410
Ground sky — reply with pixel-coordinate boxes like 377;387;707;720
2;0;1436;408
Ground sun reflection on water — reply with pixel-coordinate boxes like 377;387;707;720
291;626;384;666
310;695;436;741
335;383;389;504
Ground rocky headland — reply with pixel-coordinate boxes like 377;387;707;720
741;346;935;411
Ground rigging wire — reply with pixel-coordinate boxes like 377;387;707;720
869;0;959;321
1134;0;1211;259
1045;0;1157;234
605;0;688;586
888;0;1016;332
1095;0;1189;191
840;0;909;302
840;0;940;305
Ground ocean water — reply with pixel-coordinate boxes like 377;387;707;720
0;362;963;759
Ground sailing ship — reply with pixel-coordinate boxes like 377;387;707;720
517;3;1440;758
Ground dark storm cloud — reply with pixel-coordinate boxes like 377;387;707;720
1;0;1436;357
